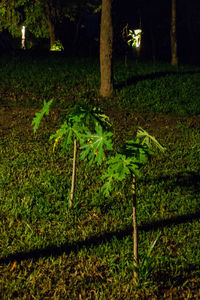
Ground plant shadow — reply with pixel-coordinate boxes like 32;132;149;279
0;171;199;290
0;211;199;265
142;170;200;194
153;263;200;297
115;70;200;90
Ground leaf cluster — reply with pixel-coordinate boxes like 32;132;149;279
32;101;165;198
80;125;113;165
32;100;113;166
101;131;165;196
32;99;53;133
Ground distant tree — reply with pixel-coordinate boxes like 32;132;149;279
0;0;101;48
64;0;101;50
0;0;24;37
0;0;59;47
171;0;178;66
100;0;113;98
23;1;55;46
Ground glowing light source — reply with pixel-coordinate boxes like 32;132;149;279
127;29;142;48
21;25;26;49
133;29;142;48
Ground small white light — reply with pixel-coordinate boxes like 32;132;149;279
134;29;142;48
22;26;25;39
21;26;26;49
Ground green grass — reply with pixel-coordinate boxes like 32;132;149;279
0;53;200;299
0;54;100;107
1;53;200;114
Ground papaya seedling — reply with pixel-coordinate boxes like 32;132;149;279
32;100;113;207
32;101;165;284
101;127;165;284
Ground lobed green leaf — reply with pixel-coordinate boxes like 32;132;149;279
80;124;113;166
32;99;53;133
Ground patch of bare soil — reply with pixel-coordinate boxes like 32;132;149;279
0;105;61;137
0;104;200;139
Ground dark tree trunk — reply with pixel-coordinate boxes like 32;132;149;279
73;17;82;48
49;21;56;48
100;0;113;98
150;24;156;62
45;2;56;48
171;0;178;66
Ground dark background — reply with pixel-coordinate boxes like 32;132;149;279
0;0;200;64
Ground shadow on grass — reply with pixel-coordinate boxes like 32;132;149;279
115;70;200;90
153;263;200;297
141;171;200;194
0;211;199;265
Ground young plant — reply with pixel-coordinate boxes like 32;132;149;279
32;100;112;207
32;102;165;284
101;127;165;284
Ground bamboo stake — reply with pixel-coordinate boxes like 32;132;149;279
132;174;138;284
69;138;77;207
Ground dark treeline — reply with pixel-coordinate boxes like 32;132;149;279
0;0;200;64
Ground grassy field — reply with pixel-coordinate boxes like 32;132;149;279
0;52;200;299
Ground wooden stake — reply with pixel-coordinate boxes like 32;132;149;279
132;174;138;284
69;138;77;207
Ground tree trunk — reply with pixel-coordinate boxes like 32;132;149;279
171;0;178;66
49;21;56;48
100;0;113;98
136;17;142;59
45;2;56;48
73;17;82;48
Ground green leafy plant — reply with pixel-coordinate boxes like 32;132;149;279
32;100;113;207
32;101;165;284
80;125;113;166
32;99;53;133
101;128;165;283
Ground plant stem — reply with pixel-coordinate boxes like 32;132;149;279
70;138;77;207
132;174;138;284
